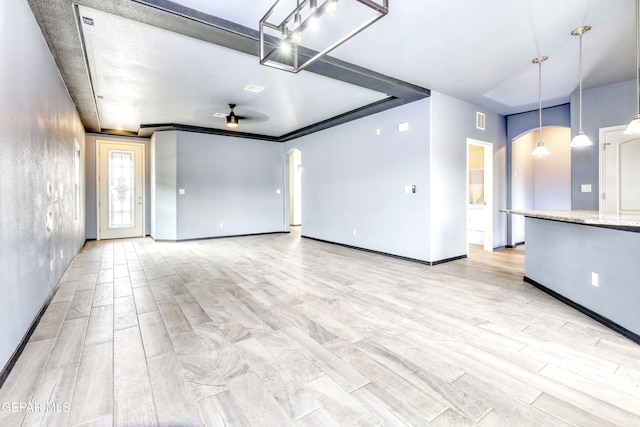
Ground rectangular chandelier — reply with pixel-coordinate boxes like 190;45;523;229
259;0;389;73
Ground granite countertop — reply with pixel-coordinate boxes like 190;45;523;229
500;209;640;228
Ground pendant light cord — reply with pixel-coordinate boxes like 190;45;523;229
539;60;543;139
636;0;640;115
579;32;584;132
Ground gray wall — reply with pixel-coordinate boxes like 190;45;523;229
85;134;151;239
0;0;86;371
284;94;507;263
526;218;640;336
151;132;178;240
284;99;432;261
151;131;284;240
430;92;508;258
570;79;636;209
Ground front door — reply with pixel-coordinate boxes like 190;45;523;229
600;126;640;213
98;141;144;239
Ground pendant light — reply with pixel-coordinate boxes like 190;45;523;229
532;56;551;157
624;0;640;134
569;26;593;147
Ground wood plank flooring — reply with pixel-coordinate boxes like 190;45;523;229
1;230;640;426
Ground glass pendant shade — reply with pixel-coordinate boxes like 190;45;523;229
532;141;550;157
569;130;593;147
624;114;640;134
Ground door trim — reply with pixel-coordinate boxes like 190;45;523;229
96;140;146;240
467;138;494;252
599;124;624;212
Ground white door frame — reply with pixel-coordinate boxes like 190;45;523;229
283;148;302;232
96;140;146;240
467;138;494;252
599;124;626;212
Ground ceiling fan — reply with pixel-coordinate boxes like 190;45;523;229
208;104;269;129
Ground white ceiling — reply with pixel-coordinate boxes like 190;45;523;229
79;6;387;135
41;0;639;137
171;0;636;111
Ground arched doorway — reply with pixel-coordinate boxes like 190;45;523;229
511;126;571;245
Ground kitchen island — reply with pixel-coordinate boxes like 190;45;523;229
502;209;640;343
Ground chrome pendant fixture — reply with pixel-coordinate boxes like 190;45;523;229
532;56;550;157
259;0;389;73
624;0;640;134
569;25;593;147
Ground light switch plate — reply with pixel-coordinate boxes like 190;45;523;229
179;188;186;195
581;184;592;193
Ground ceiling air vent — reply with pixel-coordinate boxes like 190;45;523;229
476;112;486;130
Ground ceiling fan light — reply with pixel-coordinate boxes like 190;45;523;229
532;141;550;157
226;113;239;128
623;114;640;134
569;130;593;147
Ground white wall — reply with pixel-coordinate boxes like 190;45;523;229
284;98;432;261
0;0;86;373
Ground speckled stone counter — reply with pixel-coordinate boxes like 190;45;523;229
501;209;640;229
502;210;640;343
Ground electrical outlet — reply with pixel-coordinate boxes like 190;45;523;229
591;272;599;287
50;260;53;272
60;249;64;259
352;229;357;236
220;222;224;228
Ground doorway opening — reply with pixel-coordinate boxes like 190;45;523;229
467;139;493;253
97;140;145;240
510;126;571;246
285;149;302;232
600;125;640;213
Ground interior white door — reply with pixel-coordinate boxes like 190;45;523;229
601;126;640;213
98;141;144;239
467;139;494;252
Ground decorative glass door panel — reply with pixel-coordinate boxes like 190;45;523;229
109;149;135;228
98;142;144;239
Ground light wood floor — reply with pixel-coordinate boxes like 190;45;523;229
2;230;640;426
